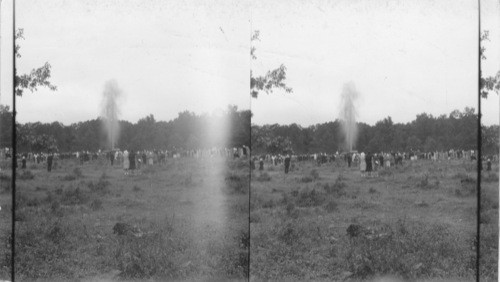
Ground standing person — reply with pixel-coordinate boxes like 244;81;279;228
259;157;264;171
487;158;492;171
360;152;366;177
110;151;115;166
129;150;136;173
47;150;54;172
347;152;352;168
365;152;373;177
115;150;120;165
21;155;27;169
284;154;291;174
148;151;154;166
385;153;391;168
123;150;130;174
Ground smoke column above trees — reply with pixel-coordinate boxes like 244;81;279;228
339;82;360;152
100;80;122;150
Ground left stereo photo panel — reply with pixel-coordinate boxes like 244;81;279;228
9;0;251;281
0;0;15;280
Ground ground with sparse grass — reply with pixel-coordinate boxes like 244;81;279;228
0;159;12;281
250;158;497;281
480;167;499;282
14;156;249;281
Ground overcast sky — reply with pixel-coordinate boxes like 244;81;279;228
1;0;250;124
1;0;499;126
250;0;499;126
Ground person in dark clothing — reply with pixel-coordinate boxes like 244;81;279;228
487;158;492;171
259;158;264;171
47;151;54;172
129;150;136;172
365;152;373;176
110;151;115;166
21;156;26;169
347;153;352;168
284;155;291;174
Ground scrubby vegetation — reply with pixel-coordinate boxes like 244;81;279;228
251;159;485;281
15;157;249;281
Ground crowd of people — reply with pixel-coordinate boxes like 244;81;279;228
251;149;498;177
1;146;498;176
8;146;251;174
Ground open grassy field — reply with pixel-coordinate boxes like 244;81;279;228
0;160;12;281
14;156;249;281
250;158;498;281
4;156;499;281
480;165;499;282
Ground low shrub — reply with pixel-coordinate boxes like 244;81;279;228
88;177;111;194
90;199;103;211
113;223;189;279
379;169;393;177
61;187;90;205
324;200;338;213
310;169;320;180
15;218;89;279
72;167;83;178
342;221;474;280
299;176;314;183
455;177;476;197
225;172;249;194
483;172;499;183
0;172;10;181
256;172;271;182
278;222;302;245
417;174;439;190
295;189;324;207
17;170;35;180
62;167;83;181
324;176;347;196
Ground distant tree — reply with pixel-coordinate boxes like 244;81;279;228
264;136;293;155
423;137;438;152
366;134;384;153
480;31;500;98
373;117;394;151
482;125;499;155
15;105;251;153
15;28;57;96
406;136;422;151
250;30;292;98
0;105;13;147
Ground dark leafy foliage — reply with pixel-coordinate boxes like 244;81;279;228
252;107;497;154
10;106;250;152
15;29;57;97
251;30;293;98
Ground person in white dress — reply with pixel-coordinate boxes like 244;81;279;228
123;150;130;174
360;152;366;177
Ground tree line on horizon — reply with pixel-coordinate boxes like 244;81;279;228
0;105;497;156
0;105;250;153
251;107;499;156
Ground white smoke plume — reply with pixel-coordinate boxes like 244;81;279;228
100;79;122;150
339;82;360;152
